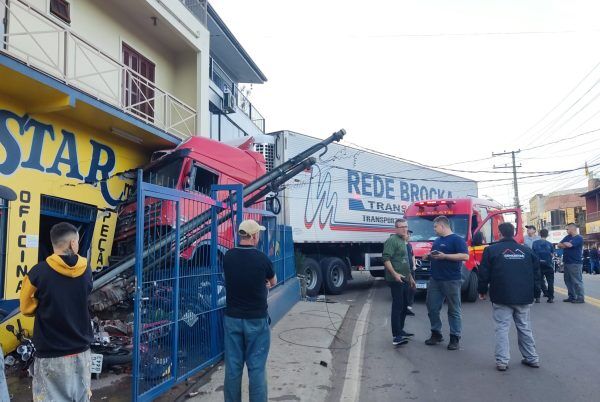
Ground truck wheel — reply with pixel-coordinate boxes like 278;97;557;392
321;257;348;295
465;270;478;303
302;258;323;297
370;270;385;278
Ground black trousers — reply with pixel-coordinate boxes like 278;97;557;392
540;269;554;299
389;281;409;337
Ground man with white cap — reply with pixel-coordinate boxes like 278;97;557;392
223;219;277;402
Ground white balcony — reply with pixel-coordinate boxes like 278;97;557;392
0;0;197;139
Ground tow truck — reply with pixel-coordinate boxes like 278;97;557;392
405;198;524;302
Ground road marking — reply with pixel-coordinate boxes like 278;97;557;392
340;286;373;402
554;286;600;308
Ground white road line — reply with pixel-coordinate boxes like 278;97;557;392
340;286;374;402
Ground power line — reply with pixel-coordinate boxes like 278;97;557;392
520;127;600;152
519;59;600;145
523;59;600;147
493;150;521;208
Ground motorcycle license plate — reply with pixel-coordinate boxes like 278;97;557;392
416;282;427;289
91;353;103;374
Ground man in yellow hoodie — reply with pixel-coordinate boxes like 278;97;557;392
20;222;93;402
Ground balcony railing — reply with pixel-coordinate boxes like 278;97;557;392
210;59;265;133
587;211;600;222
0;0;196;139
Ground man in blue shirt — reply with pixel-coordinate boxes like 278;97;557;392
532;229;555;303
557;223;585;303
423;216;469;351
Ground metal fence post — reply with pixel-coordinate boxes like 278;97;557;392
172;199;181;380
132;169;144;402
209;195;219;358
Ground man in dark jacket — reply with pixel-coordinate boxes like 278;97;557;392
478;222;541;372
532;229;555;303
20;222;93;401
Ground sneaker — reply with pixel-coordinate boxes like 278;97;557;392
572;299;585;304
563;298;573;302
400;331;415;337
425;331;444;345
447;335;460;350
406;310;415;316
393;336;409;346
496;363;508;371
535;298;540;303
547;298;554;303
521;359;540;368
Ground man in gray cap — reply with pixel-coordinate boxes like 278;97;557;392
223;219;277;402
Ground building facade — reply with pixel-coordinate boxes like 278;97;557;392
582;178;600;246
201;3;268;142
0;0;266;305
528;188;587;243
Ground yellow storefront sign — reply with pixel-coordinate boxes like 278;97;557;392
0;97;148;301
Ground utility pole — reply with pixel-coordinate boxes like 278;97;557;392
493;150;522;208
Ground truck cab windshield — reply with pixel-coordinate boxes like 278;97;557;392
407;215;469;241
143;158;184;188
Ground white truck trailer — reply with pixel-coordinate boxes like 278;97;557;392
254;131;479;295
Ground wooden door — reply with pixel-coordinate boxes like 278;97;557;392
123;43;156;120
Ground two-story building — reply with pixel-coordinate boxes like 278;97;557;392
582;178;600;246
528;188;587;243
0;0;268;300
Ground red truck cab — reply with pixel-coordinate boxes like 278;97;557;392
110;136;266;264
404;198;523;302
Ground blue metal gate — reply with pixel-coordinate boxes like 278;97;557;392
131;172;296;401
132;172;244;401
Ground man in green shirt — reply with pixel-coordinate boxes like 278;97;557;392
383;218;417;346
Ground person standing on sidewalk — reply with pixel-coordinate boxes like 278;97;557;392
223;219;277;402
19;222;93;402
557;223;585;303
532;229;555;303
478;222;541;371
524;225;540;248
383;219;416;346
406;231;416;316
590;247;599;274
423;216;469;351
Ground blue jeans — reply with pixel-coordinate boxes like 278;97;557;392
426;278;462;337
224;315;270;402
591;260;599;274
563;264;585;301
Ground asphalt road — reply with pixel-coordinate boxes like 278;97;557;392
327;271;600;402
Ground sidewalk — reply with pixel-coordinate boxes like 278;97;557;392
188;300;349;401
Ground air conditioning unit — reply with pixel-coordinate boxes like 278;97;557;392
223;92;236;114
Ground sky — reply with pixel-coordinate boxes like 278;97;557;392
210;0;600;210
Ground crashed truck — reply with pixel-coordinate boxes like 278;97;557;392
0;129;346;373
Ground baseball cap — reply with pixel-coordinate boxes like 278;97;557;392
238;219;266;236
525;225;536;230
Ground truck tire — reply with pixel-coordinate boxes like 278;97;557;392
370;270;385;278
465;270;478;303
302;257;323;297
321;257;348;295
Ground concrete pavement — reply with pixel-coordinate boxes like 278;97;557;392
190;300;349;401
345;274;599;402
185;272;599;401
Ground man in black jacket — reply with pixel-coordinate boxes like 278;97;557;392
478;222;541;372
20;222;93;401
